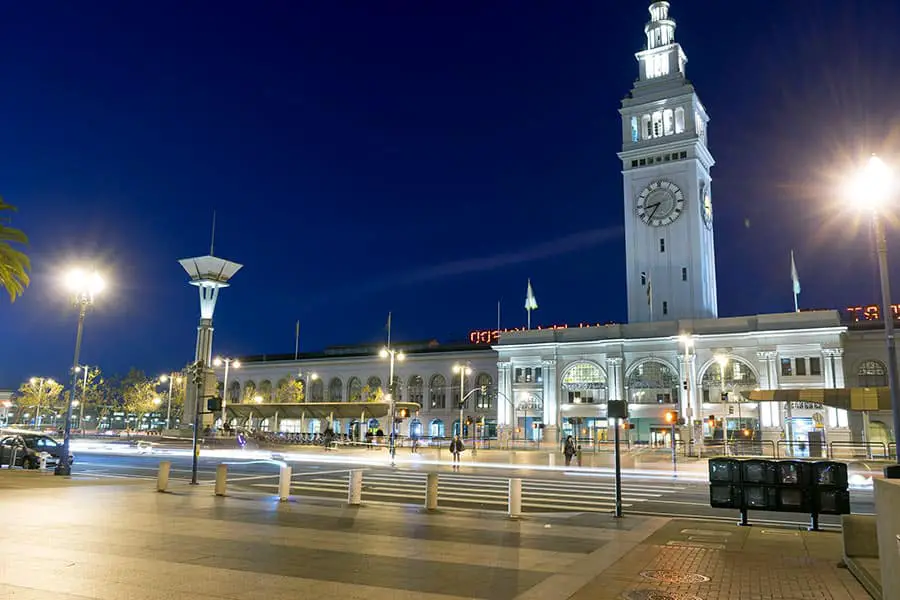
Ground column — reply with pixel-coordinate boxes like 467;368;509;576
606;357;624;401
497;361;513;446
542;359;558;445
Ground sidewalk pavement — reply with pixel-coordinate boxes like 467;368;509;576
0;470;871;600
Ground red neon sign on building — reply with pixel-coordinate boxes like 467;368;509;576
468;322;610;344
845;304;900;322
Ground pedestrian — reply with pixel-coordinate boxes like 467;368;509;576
564;435;576;466
450;434;464;469
411;434;419;454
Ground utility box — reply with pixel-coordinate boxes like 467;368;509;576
741;459;776;485
709;458;741;483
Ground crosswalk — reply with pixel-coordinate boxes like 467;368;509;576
247;469;685;513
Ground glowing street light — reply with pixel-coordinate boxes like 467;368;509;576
213;356;240;428
453;363;473;443
158;373;184;430
380;347;406;462
253;395;263;404
57;267;105;476
28;377;56;429
848;155;900;476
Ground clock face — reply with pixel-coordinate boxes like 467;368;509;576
702;190;713;229
636;180;684;227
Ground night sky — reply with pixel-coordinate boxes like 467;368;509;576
2;1;900;388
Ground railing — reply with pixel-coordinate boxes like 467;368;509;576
828;441;888;460
890;442;897;459
775;440;829;459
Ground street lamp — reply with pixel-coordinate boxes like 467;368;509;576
380;347;406;462
677;335;695;452
158;373;184;430
715;354;748;451
849;155;900;477
297;371;319;401
74;365;91;436
213;356;240;430
29;377;56;429
57;267;105;476
452;363;473;442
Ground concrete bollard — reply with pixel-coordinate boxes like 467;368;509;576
425;472;439;511
509;450;517;464
278;465;292;502
348;469;363;505
508;478;522;518
548;452;556;467
157;461;171;492
214;464;227;496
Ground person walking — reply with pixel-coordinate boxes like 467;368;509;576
563;435;576;467
450;434;464;470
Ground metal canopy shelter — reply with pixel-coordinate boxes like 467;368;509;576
748;387;889;411
225;401;422;421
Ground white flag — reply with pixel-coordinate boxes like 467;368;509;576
525;279;538;310
791;250;801;295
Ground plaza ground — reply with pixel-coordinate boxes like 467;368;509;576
0;469;872;599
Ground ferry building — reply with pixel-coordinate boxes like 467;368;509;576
216;2;897;454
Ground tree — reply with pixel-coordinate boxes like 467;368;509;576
360;384;384;403
274;375;305;403
0;198;30;302
120;369;158;430
16;378;64;425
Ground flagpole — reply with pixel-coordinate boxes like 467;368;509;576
527;307;531;330
793;291;799;313
497;300;501;332
387;311;392;348
294;320;300;360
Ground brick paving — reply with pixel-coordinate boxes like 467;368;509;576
0;470;873;599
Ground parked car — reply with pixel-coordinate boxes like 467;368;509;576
0;433;74;469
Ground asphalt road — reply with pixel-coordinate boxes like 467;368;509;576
70;447;876;529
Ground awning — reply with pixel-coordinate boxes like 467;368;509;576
225;401;422;421
748;387;888;411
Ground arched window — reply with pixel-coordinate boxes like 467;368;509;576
626;361;678;404
652;112;663;137
561;361;607;404
367;376;382;392
858;360;888;387
228;381;240;402
642;114;652;140
674;107;685;134
366;376;382;401
663;109;674;135
630;116;639;143
328;377;343;402
347;377;362;402
241;381;257;403
429;374;446;409
309;378;324;402
429;418;445;438
390;375;403;402
700;357;758;403
258;380;273;402
475;373;493;410
409;418;423;438
408;375;424;404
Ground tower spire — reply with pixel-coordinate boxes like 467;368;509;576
636;1;687;82
646;2;676;50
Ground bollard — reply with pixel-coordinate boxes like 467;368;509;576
214;464;227;496
508;478;522;518
348;469;363;505
548;452;556;467
39;454;48;470
425;472;439;510
278;465;292;502
509;450;517;464
157;461;171;492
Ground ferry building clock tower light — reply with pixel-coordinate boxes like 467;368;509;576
619;1;718;323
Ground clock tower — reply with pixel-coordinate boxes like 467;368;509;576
618;1;717;323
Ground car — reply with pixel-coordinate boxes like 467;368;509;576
0;433;74;469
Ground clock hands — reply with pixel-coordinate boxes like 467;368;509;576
646;201;662;221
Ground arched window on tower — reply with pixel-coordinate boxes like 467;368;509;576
663;109;674;135
642;115;652;140
674;107;685;134
631;116;639;143
652;112;663;138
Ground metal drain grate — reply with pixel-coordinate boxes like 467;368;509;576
623;591;705;600
639;570;711;584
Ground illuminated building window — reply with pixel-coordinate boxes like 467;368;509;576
809;357;822;376
348;377;362;402
328;377;342;402
408;375;424;404
827;407;849;428
631;116;639;142
525;368;533;383
429;374;446;409
475;373;493;410
652;111;663;137
642;115;652;139
663;109;674;135
674;107;685;134
515;368;523;383
780;358;792;377
535;367;543;383
858;360;887;387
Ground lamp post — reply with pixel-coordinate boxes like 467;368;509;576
29;377;55;430
850;155;900;476
297;371;319;401
677;335;695;453
74;366;91;435
213;356;240;430
159;373;183;430
452;363;473;442
379;347;406;463
57;267;105;476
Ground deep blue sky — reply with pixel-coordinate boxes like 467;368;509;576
3;1;900;387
